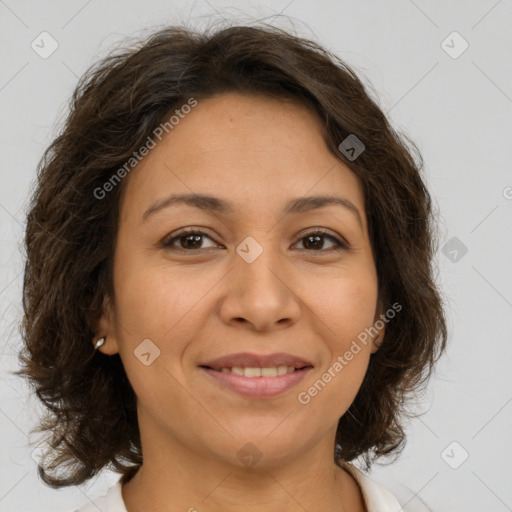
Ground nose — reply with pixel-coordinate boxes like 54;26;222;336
218;243;302;332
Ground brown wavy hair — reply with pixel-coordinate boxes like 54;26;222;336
16;22;447;488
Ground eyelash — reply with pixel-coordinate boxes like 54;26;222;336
161;227;348;253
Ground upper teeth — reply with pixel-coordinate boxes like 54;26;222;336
218;366;297;377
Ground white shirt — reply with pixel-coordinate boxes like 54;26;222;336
75;464;411;512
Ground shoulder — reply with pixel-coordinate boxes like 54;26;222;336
343;463;431;512
74;478;126;512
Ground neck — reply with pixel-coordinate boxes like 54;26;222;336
121;420;366;512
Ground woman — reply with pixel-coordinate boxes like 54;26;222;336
17;23;447;511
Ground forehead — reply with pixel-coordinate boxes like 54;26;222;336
119;93;366;224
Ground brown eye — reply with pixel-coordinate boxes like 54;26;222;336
294;230;347;252
162;229;219;251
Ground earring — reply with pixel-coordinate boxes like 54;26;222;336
94;337;106;350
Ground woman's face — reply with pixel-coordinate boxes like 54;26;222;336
99;92;383;468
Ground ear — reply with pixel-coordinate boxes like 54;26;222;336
93;295;121;355
370;298;386;354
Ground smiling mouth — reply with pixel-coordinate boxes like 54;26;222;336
199;365;311;377
198;364;313;398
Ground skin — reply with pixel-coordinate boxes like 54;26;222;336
95;92;385;512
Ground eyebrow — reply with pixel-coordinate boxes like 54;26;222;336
142;193;363;229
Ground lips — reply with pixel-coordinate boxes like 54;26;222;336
199;352;314;370
201;365;312;398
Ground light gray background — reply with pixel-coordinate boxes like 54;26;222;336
1;1;511;511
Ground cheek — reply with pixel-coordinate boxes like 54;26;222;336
297;354;370;429
112;243;211;339
110;249;219;390
297;283;375;422
308;271;378;347
299;272;377;406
